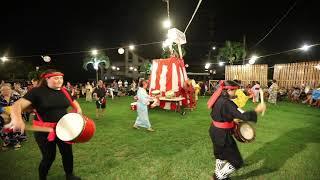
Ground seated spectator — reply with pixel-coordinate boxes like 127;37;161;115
278;87;287;101
311;87;320;107
0;83;26;150
291;87;300;103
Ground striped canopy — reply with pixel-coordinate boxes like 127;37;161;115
149;57;188;110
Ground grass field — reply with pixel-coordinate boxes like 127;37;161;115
0;97;320;180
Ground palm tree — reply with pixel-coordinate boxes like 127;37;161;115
138;61;152;78
217;41;246;65
83;53;110;83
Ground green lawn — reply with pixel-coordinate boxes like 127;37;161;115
1;97;320;180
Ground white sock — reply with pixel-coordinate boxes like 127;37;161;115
215;159;226;175
216;162;236;179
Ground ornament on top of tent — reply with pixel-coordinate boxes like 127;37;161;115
162;28;187;59
41;56;51;63
167;28;186;45
168;28;186;59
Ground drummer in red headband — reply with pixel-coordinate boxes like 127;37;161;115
207;80;266;180
10;69;82;180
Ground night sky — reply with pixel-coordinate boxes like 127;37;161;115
1;0;319;82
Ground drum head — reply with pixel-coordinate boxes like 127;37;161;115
239;123;254;140
56;113;84;141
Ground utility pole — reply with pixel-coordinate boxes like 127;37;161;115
243;35;246;65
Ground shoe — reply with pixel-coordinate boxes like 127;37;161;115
212;173;230;180
66;174;81;180
2;143;9;151
133;125;140;129
147;128;155;132
14;143;21;150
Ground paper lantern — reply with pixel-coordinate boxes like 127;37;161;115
42;56;51;63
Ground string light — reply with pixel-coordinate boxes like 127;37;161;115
91;49;98;56
1;41;319;63
218;62;224;66
248;59;256;65
129;45;135;50
1;56;9;62
163;19;171;29
1;41;162;59
205;63;210;69
300;44;311;51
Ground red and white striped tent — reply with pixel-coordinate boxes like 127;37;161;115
149;57;188;110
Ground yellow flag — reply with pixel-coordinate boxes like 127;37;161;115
233;89;249;108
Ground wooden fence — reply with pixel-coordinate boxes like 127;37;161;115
225;64;268;87
273;61;320;88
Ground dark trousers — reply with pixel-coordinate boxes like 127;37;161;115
34;132;73;180
209;126;243;169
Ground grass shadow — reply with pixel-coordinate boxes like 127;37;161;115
233;126;320;179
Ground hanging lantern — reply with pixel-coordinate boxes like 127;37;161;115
42;56;51;63
118;48;125;55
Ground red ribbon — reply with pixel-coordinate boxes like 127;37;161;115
41;73;64;79
207;80;239;109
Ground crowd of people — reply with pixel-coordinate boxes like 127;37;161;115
230;80;320;108
0;81;34;151
63;79;139;101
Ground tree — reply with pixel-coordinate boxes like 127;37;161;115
139;61;152;74
83;53;110;82
28;70;43;81
0;60;33;80
217;41;246;65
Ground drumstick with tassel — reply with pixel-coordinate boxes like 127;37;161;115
4;125;53;133
25;125;53;132
259;89;266;116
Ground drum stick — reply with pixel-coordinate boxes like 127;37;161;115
259;89;266;116
25;125;53;132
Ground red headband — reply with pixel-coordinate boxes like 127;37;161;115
207;80;239;109
41;73;64;79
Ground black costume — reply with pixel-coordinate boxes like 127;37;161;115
207;80;258;180
24;86;79;180
209;96;257;168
